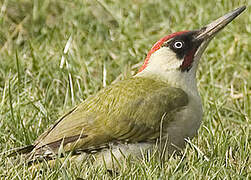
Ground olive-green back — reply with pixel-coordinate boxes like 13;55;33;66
34;77;188;154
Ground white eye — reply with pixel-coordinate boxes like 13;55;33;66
174;41;183;49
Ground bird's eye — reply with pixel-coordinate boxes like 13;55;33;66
173;41;184;49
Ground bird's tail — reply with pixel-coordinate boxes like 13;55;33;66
5;145;35;157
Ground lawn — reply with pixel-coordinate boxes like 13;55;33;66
0;0;250;179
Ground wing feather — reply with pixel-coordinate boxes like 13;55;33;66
32;77;188;156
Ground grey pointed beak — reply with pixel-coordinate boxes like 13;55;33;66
189;6;246;71
195;6;246;41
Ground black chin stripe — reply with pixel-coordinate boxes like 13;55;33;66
180;48;197;72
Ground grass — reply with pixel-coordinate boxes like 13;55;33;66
0;0;250;179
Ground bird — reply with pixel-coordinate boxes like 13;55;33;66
8;6;246;169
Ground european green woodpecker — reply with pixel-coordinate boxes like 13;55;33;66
10;6;246;168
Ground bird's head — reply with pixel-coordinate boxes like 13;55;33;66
137;6;245;88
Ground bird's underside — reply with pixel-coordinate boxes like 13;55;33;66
12;77;189;164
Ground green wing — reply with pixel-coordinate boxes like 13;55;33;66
33;77;188;155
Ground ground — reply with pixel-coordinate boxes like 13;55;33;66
0;0;250;179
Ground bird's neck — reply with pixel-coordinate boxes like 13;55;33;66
136;48;200;98
136;70;199;98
